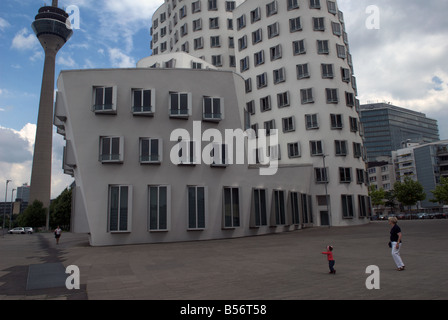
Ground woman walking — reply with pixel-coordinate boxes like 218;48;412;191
388;217;405;271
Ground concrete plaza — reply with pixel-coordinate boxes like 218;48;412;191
0;219;447;300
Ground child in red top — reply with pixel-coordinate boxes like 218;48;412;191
322;245;336;274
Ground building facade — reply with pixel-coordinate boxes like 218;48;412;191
56;0;370;246
360;103;439;162
392;140;448;208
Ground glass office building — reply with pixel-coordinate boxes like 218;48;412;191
360;103;439;161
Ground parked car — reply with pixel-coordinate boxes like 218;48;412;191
8;227;25;234
24;227;34;234
417;212;428;219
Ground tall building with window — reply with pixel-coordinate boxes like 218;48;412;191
360;103;439;162
57;0;370;246
392;140;448;208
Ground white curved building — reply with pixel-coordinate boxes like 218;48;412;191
150;0;369;227
57;0;370;246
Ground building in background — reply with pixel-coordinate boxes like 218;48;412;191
392;140;448;209
360;103;439;162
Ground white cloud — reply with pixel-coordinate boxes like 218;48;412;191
0;17;10;31
109;48;135;68
11;28;39;51
57;54;77;68
337;0;448;139
0;124;73;201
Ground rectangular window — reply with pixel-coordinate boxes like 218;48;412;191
277;91;290;108
208;0;218;11
253;189;268;227
273;67;286;84
209;17;219;29
264;119;276;136
238;35;247;51
305;114;319;130
289;17;302;32
252;28;262;44
140;138;162;164
203;96;223;121
188;186;206;229
211;143;229;167
93;86;116;113
315;167;328;183
194;37;204;49
288;142;301;158
250;7;261;23
257;72;268;89
288;0;299;10
282;116;295;133
358;195;369;217
178;140;198;165
108;185;131;232
268;22;279;38
270;44;282;61
330;114;343;129
339;167;352;183
310;140;323;156
335;140;348;156
297;63;310;79
273;190;286;225
345;91;355;107
100;136;123;163
148;185;170;231
266;1;278;16
356;169;365;184
254;50;265;66
170;92;191;117
349;117;358;132
223;187;240;228
310;0;321;9
331;21;341;36
290;192;301;225
210;35;220;47
301;88;314;104
240;56;249;72
326;88;339;103
353;142;362;158
260;95;271;112
336;44;346;59
327;0;337;14
293;39;306;55
313;17;325;31
317;40;329;54
342;195;354;218
132;89;154;115
321;64;334;79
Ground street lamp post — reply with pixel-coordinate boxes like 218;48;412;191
2;180;12;237
10;188;16;229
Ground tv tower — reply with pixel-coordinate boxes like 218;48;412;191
30;0;73;227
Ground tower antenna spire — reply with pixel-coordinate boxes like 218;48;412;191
52;0;58;7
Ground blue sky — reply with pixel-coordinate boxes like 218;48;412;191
0;0;447;198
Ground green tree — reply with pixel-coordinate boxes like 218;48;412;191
394;177;426;211
431;177;448;205
384;190;397;213
17;200;46;228
50;188;72;230
368;185;385;213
